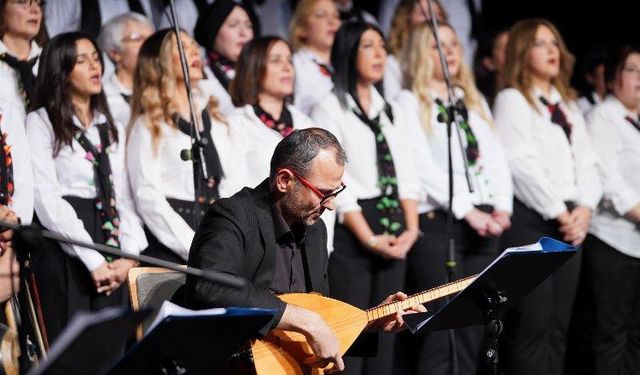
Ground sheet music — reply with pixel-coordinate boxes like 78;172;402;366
146;301;226;334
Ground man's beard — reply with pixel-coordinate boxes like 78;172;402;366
281;189;322;226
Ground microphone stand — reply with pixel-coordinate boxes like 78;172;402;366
0;220;246;289
418;1;475;375
165;0;209;229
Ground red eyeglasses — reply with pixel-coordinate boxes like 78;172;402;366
284;169;346;205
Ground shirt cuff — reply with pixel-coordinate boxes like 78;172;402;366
541;201;568;221
75;246;107;271
452;195;474;220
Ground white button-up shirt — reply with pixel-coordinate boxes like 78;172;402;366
0;105;34;224
0;40;41;123
577;91;603;115
292;48;334;116
103;73;132;129
227;104;314;187
27;108;148;271
586;96;640;258
494;87;602;220
310;86;420;215
127;100;250;260
397;89;513;218
383;54;402;101
200;68;237;116
45;0;155;37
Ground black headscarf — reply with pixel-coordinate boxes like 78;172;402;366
193;0;260;52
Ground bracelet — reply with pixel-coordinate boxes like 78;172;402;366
367;235;378;250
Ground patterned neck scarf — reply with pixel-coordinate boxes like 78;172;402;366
74;123;120;248
539;96;573;142
0;116;14;206
207;51;235;90
253;104;295;138
0;53;38;108
625;115;640;133
352;102;403;235
314;60;333;77
435;98;480;166
173;109;225;204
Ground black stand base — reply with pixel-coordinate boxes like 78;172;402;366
484;290;507;375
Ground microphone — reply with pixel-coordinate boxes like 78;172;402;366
180;149;191;161
180;138;208;161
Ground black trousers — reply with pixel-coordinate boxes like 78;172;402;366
395;209;500;375
582;234;640;375
31;197;128;361
329;198;406;375
500;199;581;375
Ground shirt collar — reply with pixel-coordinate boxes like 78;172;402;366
109;73;132;96
0;40;41;60
347;85;386;119
270;200;306;245
430;86;466;103
298;48;329;65
532;85;562;105
72;112;108;130
606;94;640;119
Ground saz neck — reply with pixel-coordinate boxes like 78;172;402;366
365;275;476;322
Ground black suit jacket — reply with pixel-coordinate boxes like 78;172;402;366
184;179;330;331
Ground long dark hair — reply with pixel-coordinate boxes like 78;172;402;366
229;36;292;107
0;0;48;46
330;20;386;110
604;45;639;91
31;32;117;156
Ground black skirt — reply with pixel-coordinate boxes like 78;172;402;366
30;196;128;354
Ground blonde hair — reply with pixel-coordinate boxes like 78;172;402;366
388;0;447;57
402;23;491;133
289;0;340;52
129;30;225;155
289;0;318;51
503;18;576;109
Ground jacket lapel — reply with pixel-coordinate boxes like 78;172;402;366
251;179;278;286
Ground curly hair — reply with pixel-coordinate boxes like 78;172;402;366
402;23;491;133
129;29;225;155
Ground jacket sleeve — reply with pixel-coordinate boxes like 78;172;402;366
188;203;286;333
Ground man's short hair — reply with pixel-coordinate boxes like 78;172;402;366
270;128;347;179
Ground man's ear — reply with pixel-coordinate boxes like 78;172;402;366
275;169;294;193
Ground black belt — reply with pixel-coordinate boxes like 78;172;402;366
166;198;207;231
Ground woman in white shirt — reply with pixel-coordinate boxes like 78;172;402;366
227;36;337;253
0;0;45;120
98;12;153;128
289;0;340;116
27;32;147;349
193;0;259;115
384;0;447;101
583;46;640;375
310;21;420;375
127;29;249;264
493;19;602;375
396;23;513;375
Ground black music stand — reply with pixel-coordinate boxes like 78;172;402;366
403;237;577;369
27;307;150;375
108;307;275;375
